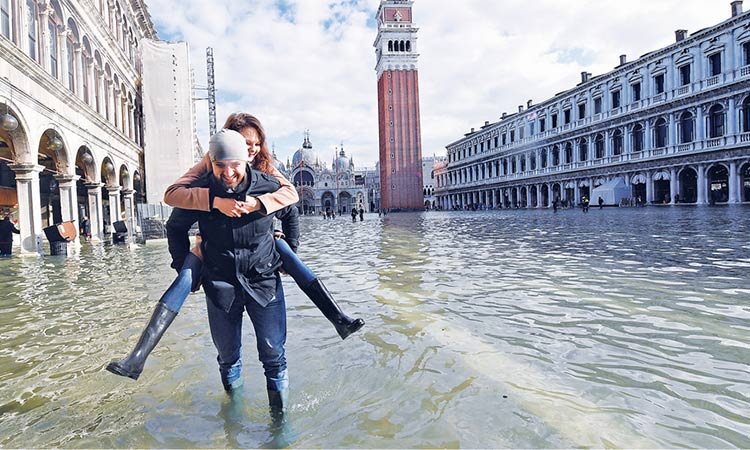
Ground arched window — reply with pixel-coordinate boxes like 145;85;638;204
611;130;622;156
26;0;38;61
541;150;547;168
743;97;750;133
708;105;725;138
2;0;13;41
406;41;411;52
552;146;560;166
48;14;58;78
654;118;668;148
564;142;573;164
680;111;694;143
388;40;393;52
530;154;536;170
399;40;405;52
632;124;644;152
579;139;588;162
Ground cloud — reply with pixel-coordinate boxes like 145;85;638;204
146;0;734;167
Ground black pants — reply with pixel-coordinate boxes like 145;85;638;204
0;242;12;255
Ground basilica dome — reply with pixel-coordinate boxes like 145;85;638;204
334;148;352;171
292;134;318;167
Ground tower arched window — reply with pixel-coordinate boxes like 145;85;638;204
679;111;694;143
406;41;411;52
399;40;405;52
1;0;12;40
26;0;38;61
708;104;725;138
654;118;668;148
388;40;393;52
632;124;644;152
742;97;750;133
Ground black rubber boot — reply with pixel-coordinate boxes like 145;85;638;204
106;302;178;380
301;279;364;340
268;388;289;422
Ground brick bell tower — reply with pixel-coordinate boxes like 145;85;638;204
374;0;423;211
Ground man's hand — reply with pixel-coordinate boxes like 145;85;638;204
213;197;255;217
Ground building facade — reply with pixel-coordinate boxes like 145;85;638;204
0;0;158;253
374;0;424;211
283;133;370;215
435;2;750;210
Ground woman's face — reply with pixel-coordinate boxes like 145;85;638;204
239;126;262;162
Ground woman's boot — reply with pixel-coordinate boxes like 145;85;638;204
106;303;178;380
301;279;364;340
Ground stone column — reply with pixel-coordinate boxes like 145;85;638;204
55;174;80;241
646;172;653;204
104;77;113;121
696;164;706;204
727;97;736;142
38;6;50;72
644;120;652;152
574;183;581;205
728;161;739;204
85;182;104;241
127;103;134;139
696;107;705;142
668;112;677;152
536;184;542;208
94;68;103;113
73;44;83;99
86;56;95;107
112;86;120;129
18;0;29;56
121;189;135;238
9;164;44;254
623;128;630;156
669;168;678;205
57;28;70;88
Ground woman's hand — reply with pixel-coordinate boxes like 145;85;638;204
213;197;255;217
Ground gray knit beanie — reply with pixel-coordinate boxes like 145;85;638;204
208;129;248;161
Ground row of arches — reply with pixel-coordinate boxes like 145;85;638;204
1;99;143;252
442;161;750;209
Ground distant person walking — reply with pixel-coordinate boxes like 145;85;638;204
351;208;357;222
598;197;604;209
0;215;20;256
359;207;364;221
582;196;590;213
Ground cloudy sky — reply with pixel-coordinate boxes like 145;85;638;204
147;0;735;168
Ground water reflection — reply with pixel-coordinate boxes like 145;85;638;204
0;207;748;448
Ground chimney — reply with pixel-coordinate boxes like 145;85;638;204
470;127;475;133
732;1;743;17
501;112;507;119
619;54;627;66
518;105;524;113
581;71;590;83
527;99;533;108
484;121;490;126
675;29;688;42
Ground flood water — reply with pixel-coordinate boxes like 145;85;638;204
0;206;749;448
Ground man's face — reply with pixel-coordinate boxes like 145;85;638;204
212;159;247;189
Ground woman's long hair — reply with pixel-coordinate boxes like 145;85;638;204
223;113;274;174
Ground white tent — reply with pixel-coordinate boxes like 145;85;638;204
590;177;630;206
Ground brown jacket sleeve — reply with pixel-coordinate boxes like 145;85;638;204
163;155;299;214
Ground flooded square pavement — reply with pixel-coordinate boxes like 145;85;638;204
0;207;748;448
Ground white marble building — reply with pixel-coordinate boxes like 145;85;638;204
435;2;750;210
1;0;193;254
280;133;370;216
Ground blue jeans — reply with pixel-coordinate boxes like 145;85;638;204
160;240;315;313
205;273;288;392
